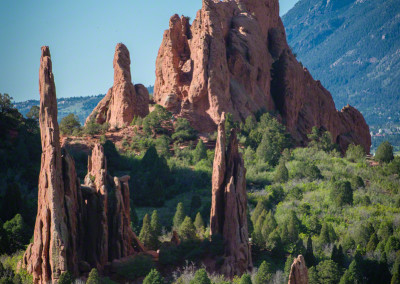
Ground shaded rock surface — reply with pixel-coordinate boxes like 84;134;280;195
288;255;308;284
210;113;252;277
86;43;149;128
154;0;371;153
23;46;145;284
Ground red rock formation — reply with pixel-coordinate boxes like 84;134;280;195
154;0;371;153
23;46;81;283
210;113;252;277
24;47;146;283
86;43;149;128
288;255;309;284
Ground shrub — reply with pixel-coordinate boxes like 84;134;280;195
239;274;252;284
58;271;73;284
143;269;164;284
60;114;81;135
193;140;207;163
375;141;394;163
114;255;154;280
87;268;100;284
172;118;197;142
189;269;211;284
255;261;273;284
345;144;366;163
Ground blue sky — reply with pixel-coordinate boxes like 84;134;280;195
0;0;299;102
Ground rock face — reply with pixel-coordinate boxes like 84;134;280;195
86;43;149;128
23;47;144;284
154;0;371;153
288;255;309;284
210;113;252;277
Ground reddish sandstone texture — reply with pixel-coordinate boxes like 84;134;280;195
154;0;371;153
86;43;149;129
210;113;252;277
288;255;309;284
23;47;145;284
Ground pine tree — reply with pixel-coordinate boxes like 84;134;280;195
308;267;319;284
143;269;165;284
173;202;185;229
139;214;157;249
305;236;316;267
255;261;272;284
179;216;197;241
274;159;289;183
87;268;100;284
366;232;379;252
151;210;162;237
252;209;267;247
193;139;207;163
261;211;277;241
339;257;363;284
392;256;400;284
251;201;266;225
194;212;205;237
189;269;211;284
240;274;252;284
287;211;299;243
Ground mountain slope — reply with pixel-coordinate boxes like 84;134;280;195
282;0;400;126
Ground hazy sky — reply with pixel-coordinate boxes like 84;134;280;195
0;0;299;102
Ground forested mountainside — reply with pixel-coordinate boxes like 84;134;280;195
283;0;400;150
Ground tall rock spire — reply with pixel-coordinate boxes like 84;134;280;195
210;113;252;277
86;43;149;128
23;46;73;283
288;255;309;284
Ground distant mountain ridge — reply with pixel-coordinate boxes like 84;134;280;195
282;0;400;127
14;86;154;124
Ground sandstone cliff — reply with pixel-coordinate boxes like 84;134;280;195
86;43;149;128
210;113;252;277
288;255;309;284
154;0;371;153
23;47;145;283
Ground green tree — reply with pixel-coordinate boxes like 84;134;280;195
143;269;164;284
319;222;336;245
194;212;205;237
255;261;272;284
308;127;336;152
190;195;202;215
392;256;400;284
339;257;363;284
385;236;400;255
305;236;316;267
173;202;185;229
251;201;266;226
308;267;319;284
60;113;81;135
179;216;197;241
189;269;211;284
139;214;157;249
375;141;394;163
193;140;207;163
58;272;73;284
366;233;379;252
172;118;196;142
87;268;100;284
239;274;252;284
287;211;300;243
330;181;353;207
316;260;341;284
151;210;162;237
3;214;30;252
26;105;40;120
261;211;277;242
274;159;289;183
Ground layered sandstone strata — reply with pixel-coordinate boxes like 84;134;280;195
86;43;149;128
210;113;252;277
154;0;371;153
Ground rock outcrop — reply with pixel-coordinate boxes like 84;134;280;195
23;47;145;284
154;0;371;153
210;113;252;277
288;255;308;284
86;43;149;128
